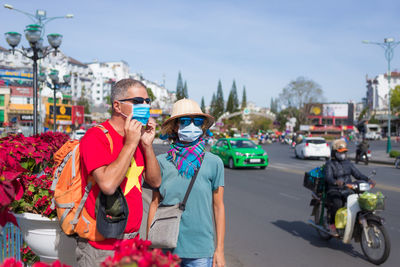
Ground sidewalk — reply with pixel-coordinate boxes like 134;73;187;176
348;150;396;166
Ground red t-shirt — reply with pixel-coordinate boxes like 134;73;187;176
80;120;145;250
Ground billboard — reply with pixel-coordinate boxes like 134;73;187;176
322;104;348;117
305;103;323;116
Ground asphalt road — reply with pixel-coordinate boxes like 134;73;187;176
152;142;400;267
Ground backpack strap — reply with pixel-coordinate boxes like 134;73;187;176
95;124;113;154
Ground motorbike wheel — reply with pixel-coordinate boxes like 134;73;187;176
360;220;391;265
314;204;332;240
228;158;235;169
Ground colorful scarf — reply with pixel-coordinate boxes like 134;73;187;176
167;138;205;179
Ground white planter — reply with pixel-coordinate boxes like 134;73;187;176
13;213;77;266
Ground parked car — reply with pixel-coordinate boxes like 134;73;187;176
210;138;268;169
365;131;382;140
294;137;330;160
72;129;86;140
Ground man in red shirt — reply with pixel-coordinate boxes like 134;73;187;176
78;79;161;266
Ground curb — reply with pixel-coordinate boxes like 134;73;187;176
348;157;395;166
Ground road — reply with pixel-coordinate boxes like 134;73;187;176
152;141;399;267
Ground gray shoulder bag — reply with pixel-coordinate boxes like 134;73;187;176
148;169;199;249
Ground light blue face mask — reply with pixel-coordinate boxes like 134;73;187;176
178;122;203;142
121;103;151;125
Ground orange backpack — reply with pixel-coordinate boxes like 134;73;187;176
51;125;113;241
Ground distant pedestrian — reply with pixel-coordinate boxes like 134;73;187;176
148;99;226;267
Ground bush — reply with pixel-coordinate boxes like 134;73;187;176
389;150;400;158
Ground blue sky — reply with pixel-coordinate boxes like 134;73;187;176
1;0;400;108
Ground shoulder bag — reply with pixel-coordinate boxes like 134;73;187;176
148;170;199;249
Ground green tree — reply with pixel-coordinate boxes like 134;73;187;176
226;80;239;113
77;86;91;114
276;107;300;131
201;96;206;113
176;72;184;100
391;85;400;115
183;81;189;98
241;86;247;109
146;87;156;102
270;97;278;114
214;80;225;119
210;93;217;118
250;115;273;132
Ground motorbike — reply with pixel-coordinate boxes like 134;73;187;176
307;176;390;265
355;149;371;165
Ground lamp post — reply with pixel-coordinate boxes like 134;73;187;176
363;38;400;153
4;4;73;38
48;70;71;132
4;26;63;135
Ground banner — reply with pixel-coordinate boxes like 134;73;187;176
72;105;85;124
10;86;33;97
322;104;348;117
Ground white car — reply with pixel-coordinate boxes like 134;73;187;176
295;137;331;160
365;131;382;140
72;129;86;140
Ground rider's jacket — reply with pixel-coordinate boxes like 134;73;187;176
325;159;369;191
357;141;369;152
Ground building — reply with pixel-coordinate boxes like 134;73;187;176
88;61;130;105
301;102;355;136
366;72;400;113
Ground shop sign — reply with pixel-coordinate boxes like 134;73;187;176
0;69;33;79
10;86;33;97
20;114;33;121
72;105;84;124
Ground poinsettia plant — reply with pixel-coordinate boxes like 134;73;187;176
0;132;69;221
101;237;180;267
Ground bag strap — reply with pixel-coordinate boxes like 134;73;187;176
179;169;200;211
95;124;113;154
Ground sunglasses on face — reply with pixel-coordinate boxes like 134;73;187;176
178;117;205;127
118;97;151;105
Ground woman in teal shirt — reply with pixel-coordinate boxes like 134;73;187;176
147;99;226;267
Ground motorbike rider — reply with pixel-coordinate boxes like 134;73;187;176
324;139;375;236
356;138;369;164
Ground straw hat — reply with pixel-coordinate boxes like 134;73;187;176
162;98;215;135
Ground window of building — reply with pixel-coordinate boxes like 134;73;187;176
310;118;320;125
335;118;346;126
322;118;333;125
62;99;69;104
97;97;100;100
0;95;4;106
0;110;4;122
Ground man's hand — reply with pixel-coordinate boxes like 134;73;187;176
213;249;225;267
140;117;157;147
124;112;142;148
369;179;376;188
336;179;344;187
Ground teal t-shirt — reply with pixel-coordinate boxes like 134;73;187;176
156;152;224;258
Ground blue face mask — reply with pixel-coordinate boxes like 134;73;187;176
121;103;151;125
178;122;203;142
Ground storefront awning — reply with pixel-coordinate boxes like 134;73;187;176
8;104;33;114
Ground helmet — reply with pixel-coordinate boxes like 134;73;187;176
332;139;348;152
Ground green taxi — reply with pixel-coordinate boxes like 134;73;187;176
210;138;268;169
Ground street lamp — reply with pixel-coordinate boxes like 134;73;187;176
48;70;71;132
363;38;400;153
4;25;63;135
4;4;73;37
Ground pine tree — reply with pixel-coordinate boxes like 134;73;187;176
176;72;184;100
183;81;188;98
210;93;217;118
226;91;233;113
201;97;206;113
215;80;225;119
231;80;239;112
241;86;247;109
